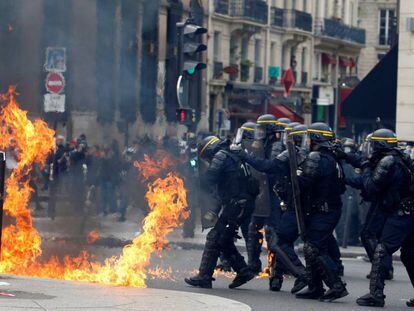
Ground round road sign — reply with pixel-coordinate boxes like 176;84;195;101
45;72;65;94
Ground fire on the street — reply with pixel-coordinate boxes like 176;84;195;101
0;86;189;287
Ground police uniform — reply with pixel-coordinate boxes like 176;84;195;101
185;136;255;289
354;129;414;308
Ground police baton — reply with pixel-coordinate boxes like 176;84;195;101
0;152;5;254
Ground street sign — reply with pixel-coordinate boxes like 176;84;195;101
268;66;280;79
45;72;65;94
44;94;65;113
44;47;66;72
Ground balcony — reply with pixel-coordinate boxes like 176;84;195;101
254;66;263;83
214;0;229;15
315;18;366;45
213;61;223;79
271;7;284;27
285;10;312;32
230;0;268;24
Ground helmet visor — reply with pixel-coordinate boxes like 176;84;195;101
234;128;244;145
254;124;267;141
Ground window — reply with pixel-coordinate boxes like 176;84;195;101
379;9;396;46
292;0;296;10
254;39;261;65
313;53;320;81
303;0;307;12
270;42;276;66
350;2;354;26
213;31;221;62
230;36;237;64
241;37;249;60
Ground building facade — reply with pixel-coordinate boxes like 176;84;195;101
396;0;414;141
358;0;398;80
0;0;209;145
206;0;366;134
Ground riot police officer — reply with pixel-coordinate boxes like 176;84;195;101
354;129;414;307
343;134;394;280
293;122;348;302
239;124;309;293
246;114;291;291
185;136;256;289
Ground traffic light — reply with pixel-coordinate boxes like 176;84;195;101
177;21;207;77
176;108;196;125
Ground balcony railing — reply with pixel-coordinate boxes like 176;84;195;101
315;18;366;45
213;61;223;79
288;10;312;32
271;7;284;27
214;0;229;14
230;0;268;24
254;66;263;83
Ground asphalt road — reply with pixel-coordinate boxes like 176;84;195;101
145;247;413;311
35;241;414;310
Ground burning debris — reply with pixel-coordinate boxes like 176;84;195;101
0;86;189;287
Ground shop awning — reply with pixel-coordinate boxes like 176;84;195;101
341;45;398;122
268;103;304;123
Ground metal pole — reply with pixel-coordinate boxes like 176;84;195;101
0;152;5;254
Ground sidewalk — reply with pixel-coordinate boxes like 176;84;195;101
0;275;251;311
32;206;396;260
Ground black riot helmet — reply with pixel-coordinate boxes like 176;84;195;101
197;136;221;161
342;137;357;153
255;114;278;140
307;122;335;149
276;117;292;132
368;128;398;154
283;122;300;145
240;121;256;141
288;124;308;148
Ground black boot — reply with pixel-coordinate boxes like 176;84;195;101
291;276;307;294
357;244;387;307
184;274;214;289
407;298;414;307
319;281;349;302
296;286;325;299
269;276;283;292
356;293;385;307
247;222;263;275
229;267;255;289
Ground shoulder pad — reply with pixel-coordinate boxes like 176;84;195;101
302;151;321;177
308;151;321;161
271;141;285;158
378;155;396;169
276;150;289;162
372;155;395;185
210;150;228;168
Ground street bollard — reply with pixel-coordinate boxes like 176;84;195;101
0;152;5;254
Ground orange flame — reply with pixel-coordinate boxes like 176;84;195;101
86;230;99;245
134;150;176;180
0;87;189;287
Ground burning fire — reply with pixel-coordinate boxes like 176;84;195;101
86;230;99;244
134;150;176;180
0;86;189;287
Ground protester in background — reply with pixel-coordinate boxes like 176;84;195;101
98;146;120;216
46;135;68;220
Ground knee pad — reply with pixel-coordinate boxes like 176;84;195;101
303;242;319;263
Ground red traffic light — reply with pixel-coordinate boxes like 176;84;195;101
176;108;195;125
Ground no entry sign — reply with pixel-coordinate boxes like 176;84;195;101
45;72;65;94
